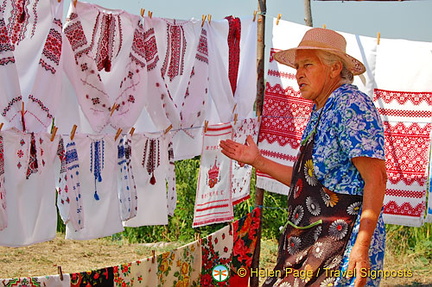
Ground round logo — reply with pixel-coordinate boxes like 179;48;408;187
212;264;230;282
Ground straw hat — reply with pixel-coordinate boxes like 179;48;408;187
274;28;366;75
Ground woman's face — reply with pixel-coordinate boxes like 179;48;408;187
294;49;339;109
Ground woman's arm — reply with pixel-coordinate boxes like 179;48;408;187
348;156;387;287
220;135;293;186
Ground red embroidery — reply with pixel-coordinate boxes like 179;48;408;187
39;20;62;74
64;19;89;58
268;70;296;80
269;48;282;62
374;88;432;106
196;28;208;64
385;189;425;199
384;122;432;186
377;108;432;118
95;13;120;72
162;21;186;81
225;16;240;95
258;82;312;148
7;0;30;44
384;200;425;217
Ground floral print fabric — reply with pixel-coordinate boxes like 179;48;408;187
71;267;114;286
157;240;201;287
200;224;233;286
114;258;157;287
302;84;385;196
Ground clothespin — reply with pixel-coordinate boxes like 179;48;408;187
151;250;156;263
110;103;119;116
57;0;61;3
201;15;207;27
207;14;212;24
58;266;64;281
129;127;135;136
21;102;26;132
73;0;77;7
0;123;3;131
232;103;237;114
256;110;262;123
377;32;381;45
203;120;209;133
115;128;123;141
164;124;173;135
276;13;282;25
253;11;257;22
233;113;238;125
70;124;77;141
148;10;153;18
140;8;145;17
50;126;58;142
322;24;327;29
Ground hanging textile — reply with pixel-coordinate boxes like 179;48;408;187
0;274;70;287
63;2;164;133
145;17;208;160
117;135;137;221
206;16;257;124
0;0;64;132
0;129;60;247
156;240;201;286
231;117;260;204
229;207;261;286
65;134;123;240
123;132;172;227
256;19;312;195
0;134;6;231
113;258;158;287
70;267;114;287
374;38;432;226
200;224;233;286
193;122;234;227
57;137;84;232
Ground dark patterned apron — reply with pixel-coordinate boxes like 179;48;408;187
263;116;363;287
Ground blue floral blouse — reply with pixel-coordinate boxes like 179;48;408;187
301;84;385;196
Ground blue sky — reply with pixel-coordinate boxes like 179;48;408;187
71;0;432;42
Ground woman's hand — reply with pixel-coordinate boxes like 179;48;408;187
220;135;260;167
347;241;370;287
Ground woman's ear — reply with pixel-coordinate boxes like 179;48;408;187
330;61;343;78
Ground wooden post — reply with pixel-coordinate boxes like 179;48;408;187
250;0;266;286
304;0;313;27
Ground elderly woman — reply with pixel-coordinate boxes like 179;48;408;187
220;28;387;286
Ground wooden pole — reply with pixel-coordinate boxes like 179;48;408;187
304;0;313;27
250;0;266;286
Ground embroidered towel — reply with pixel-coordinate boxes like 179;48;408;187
0;275;70;287
193;122;234;227
231;117;260;204
374;38;432;226
256;19;312;195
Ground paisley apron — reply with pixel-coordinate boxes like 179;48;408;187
263;118;363;287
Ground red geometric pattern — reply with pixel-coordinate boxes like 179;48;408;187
383;122;432;186
374;88;432;106
377;108;432;118
384;200;425;217
258;82;313;148
385;188;426;199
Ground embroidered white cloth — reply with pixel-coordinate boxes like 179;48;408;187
231;117;260;204
123;132;172;227
65;133;123;240
0;129;60;247
206;17;257;123
117;135;137;221
193;122;234;227
256;19;312;195
57;137;84;232
145;17;208;160
374;38;432;227
0;0;64;132
63;2;166;133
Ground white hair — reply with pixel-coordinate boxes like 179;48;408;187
315;50;354;84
